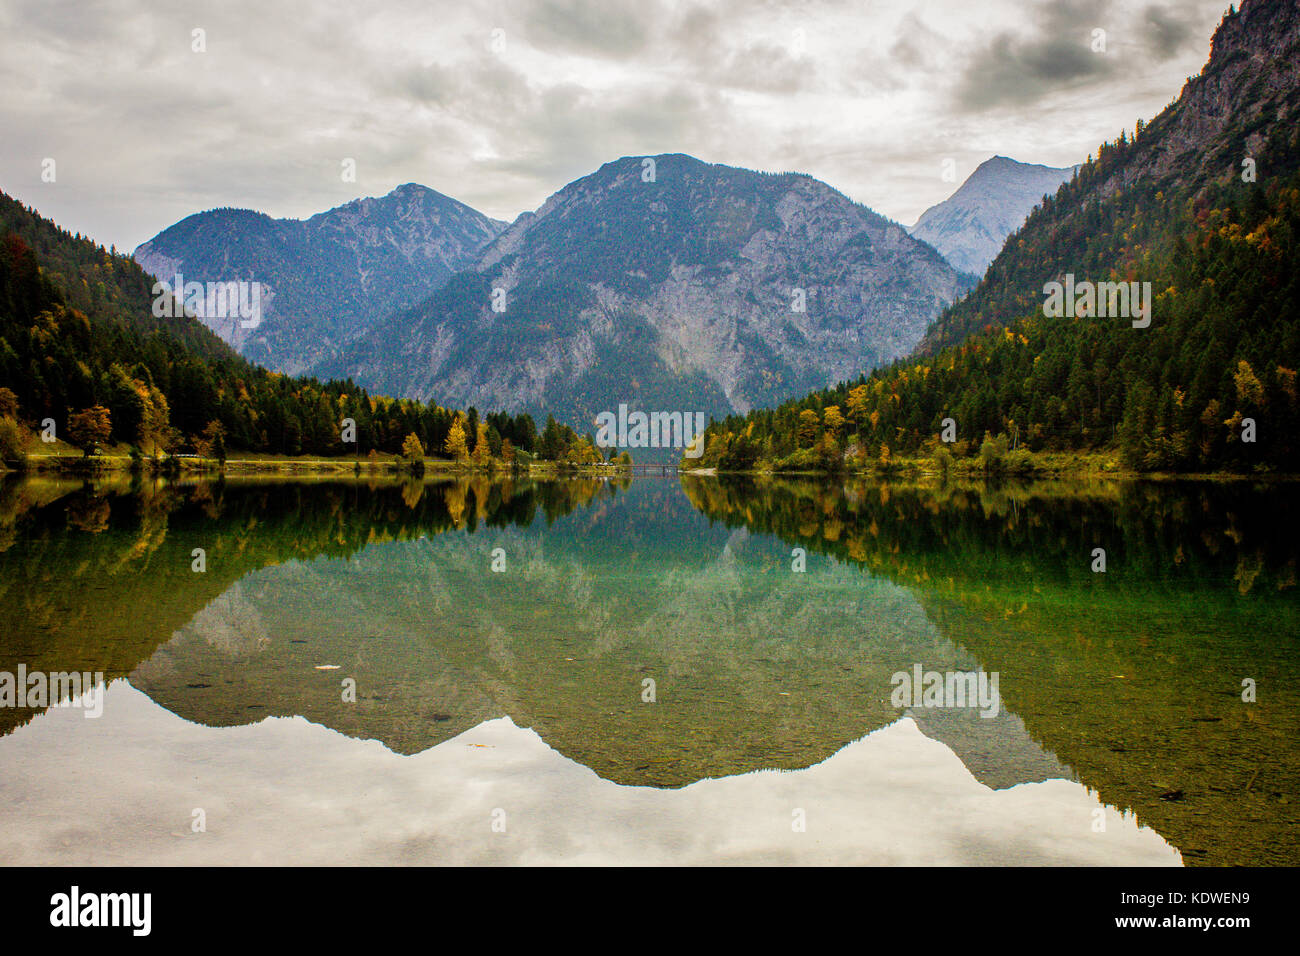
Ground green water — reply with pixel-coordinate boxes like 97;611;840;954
0;473;1296;865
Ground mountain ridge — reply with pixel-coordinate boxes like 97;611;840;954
921;0;1300;355
133;183;506;374
909;155;1079;276
313;153;970;429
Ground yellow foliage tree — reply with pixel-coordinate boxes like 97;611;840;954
823;405;844;438
1234;360;1266;406
401;432;425;462
444;417;469;460
845;385;869;429
472;422;491;464
796;409;819;448
138;385;171;457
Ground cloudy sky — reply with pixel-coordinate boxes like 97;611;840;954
1;0;1230;251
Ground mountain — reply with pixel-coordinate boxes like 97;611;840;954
0;188;516;461
685;0;1300;476
921;0;1300;356
312;154;970;427
909;156;1077;276
133;184;506;374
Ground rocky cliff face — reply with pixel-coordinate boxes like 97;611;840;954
315;154;968;425
1090;0;1300;199
909;156;1077;277
133;184;505;375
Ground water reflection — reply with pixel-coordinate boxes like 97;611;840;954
683;475;1300;866
0;473;1295;865
1;685;1176;865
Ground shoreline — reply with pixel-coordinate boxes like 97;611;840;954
6;450;1295;483
3;453;634;479
680;450;1300;483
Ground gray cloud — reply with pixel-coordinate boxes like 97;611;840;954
953;0;1117;111
0;0;1231;250
1142;3;1202;60
952;0;1222;112
889;12;950;72
521;0;656;57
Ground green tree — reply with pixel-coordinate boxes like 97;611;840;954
933;444;954;478
203;420;227;463
539;415;565;461
979;432;1009;473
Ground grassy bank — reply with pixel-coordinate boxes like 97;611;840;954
4;448;633;479
682;445;1295;482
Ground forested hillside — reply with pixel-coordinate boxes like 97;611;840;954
687;0;1300;475
0;191;591;464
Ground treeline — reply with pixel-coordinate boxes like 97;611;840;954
681;475;1300;597
687;95;1300;474
0;191;615;465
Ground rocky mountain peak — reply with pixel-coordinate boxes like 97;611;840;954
909;156;1078;277
133;184;506;374
314;154;969;429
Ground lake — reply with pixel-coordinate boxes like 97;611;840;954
0;473;1296;865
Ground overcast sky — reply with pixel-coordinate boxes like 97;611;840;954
0;0;1230;252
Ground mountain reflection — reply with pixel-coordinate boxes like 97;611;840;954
0;473;1296;865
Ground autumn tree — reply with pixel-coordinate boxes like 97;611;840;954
0;417;27;463
844;384;869;432
0;387;22;462
472;422;491;465
402;432;425;462
444;416;469;460
136;382;171;457
1234;360;1266;407
567;435;600;464
203;420;227;463
796;409;820;448
68;405;112;456
0;387;18;420
823;405;845;439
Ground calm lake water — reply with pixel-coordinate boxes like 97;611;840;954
0;473;1296;865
